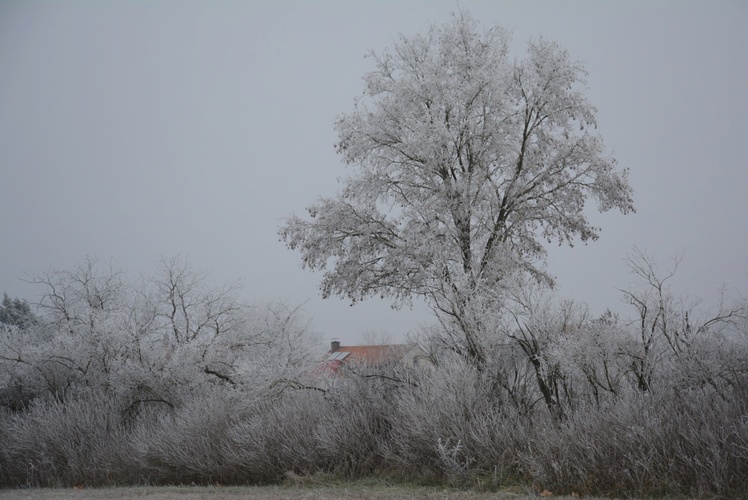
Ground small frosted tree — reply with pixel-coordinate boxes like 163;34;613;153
619;247;748;394
280;12;634;366
0;294;38;330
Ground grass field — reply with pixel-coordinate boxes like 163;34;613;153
0;483;590;500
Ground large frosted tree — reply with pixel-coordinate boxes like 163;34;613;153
280;13;634;364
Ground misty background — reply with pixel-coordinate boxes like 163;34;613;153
1;0;747;344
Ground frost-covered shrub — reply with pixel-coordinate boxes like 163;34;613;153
132;387;239;485
0;390;136;487
224;391;330;482
381;351;529;483
314;366;400;477
0;257;319;413
518;385;748;497
1;255;747;497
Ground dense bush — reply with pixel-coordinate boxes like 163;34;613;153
2;360;745;496
0;390;136;487
1;257;747;497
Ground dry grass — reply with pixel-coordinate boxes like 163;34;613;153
0;484;592;500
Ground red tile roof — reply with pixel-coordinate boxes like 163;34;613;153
331;344;409;365
320;343;411;375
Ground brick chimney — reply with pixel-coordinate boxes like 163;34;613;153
330;340;341;352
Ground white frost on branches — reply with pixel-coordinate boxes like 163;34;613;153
281;13;634;365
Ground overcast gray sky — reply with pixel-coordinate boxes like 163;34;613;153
2;1;747;344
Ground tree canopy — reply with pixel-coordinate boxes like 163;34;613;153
280;13;634;363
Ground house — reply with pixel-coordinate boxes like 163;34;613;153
322;340;432;375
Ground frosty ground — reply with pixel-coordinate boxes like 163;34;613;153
0;484;610;500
